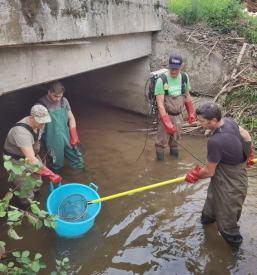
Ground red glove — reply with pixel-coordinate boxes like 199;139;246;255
247;145;256;168
185;101;195;124
69;127;80;146
185;164;201;184
160;113;177;134
35;165;62;184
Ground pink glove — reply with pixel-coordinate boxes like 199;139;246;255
185;164;201;184
69;127;80;146
36;165;62;184
185;101;195;124
247;146;256;168
160;113;177;134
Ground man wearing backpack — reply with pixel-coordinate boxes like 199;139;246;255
155;54;195;160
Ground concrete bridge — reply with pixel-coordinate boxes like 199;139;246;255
0;0;167;113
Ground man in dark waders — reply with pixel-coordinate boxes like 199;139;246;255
36;81;84;174
155;54;195;160
185;101;251;246
3;105;62;204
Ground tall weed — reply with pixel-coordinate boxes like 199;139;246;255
169;0;242;33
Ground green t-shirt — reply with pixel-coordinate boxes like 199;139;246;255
154;72;191;97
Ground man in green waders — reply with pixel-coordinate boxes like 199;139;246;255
185;101;252;246
36;81;84;174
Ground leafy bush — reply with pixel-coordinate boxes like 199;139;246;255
0;156;70;274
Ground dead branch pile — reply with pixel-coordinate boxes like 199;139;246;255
244;0;257;13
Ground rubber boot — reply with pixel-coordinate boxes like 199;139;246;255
156;151;164;161
170;148;179;157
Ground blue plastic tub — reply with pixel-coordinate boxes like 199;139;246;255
46;182;101;238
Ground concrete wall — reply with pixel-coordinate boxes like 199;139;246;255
70;57;150;114
0;0;167;46
0;32;152;95
0;0;167;96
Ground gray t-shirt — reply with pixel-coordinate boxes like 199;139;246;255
7;117;43;148
207;117;244;165
37;95;71;113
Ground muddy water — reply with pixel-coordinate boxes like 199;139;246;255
1;95;257;274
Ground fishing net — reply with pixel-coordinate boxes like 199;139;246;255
58;194;88;222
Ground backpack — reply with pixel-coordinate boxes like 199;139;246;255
160;71;187;96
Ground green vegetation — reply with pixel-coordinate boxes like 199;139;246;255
0;156;70;274
225;84;257;146
169;0;257;43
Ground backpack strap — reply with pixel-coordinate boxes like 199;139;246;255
13;123;40;143
160;74;169;96
160;72;188;96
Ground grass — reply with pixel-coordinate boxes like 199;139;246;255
225;85;257;146
169;0;257;43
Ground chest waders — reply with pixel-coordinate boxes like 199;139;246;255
155;95;186;159
3;122;42;204
41;99;84;173
201;140;251;246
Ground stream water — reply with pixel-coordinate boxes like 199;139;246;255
0;91;257;275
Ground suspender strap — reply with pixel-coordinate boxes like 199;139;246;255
36;97;64;110
161;72;188;96
3;149;25;160
13;123;40;143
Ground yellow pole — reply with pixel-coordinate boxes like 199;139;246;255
90;176;186;204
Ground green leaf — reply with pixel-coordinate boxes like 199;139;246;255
60;271;68;275
3;191;13;201
19;158;25;162
51;272;57;275
8;229;23;240
0;241;6;246
31;204;40;215
39;262;46;268
12;165;23;175
31;261;40;272
7;222;14;226
19;188;29;199
34;253;42;261
35;219;42;230
12;251;21;257
20;256;30;264
49;214;59;220
25;213;37;225
8;172;15;182
3;155;11;161
0;263;8;272
44;219;51;228
0;211;6;217
35;180;43;187
62;257;69;263
8;210;23;221
50;221;57;229
14;191;20;196
38;210;49;218
4;161;13;171
14;221;22;226
22;251;30;258
55;259;61;266
8;262;14;268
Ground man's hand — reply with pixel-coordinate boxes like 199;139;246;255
185;101;195;124
185;164;201;184
69;127;80;146
36;165;62;184
160;113;177;134
247;145;256;168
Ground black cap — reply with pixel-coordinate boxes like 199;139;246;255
169;54;183;69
